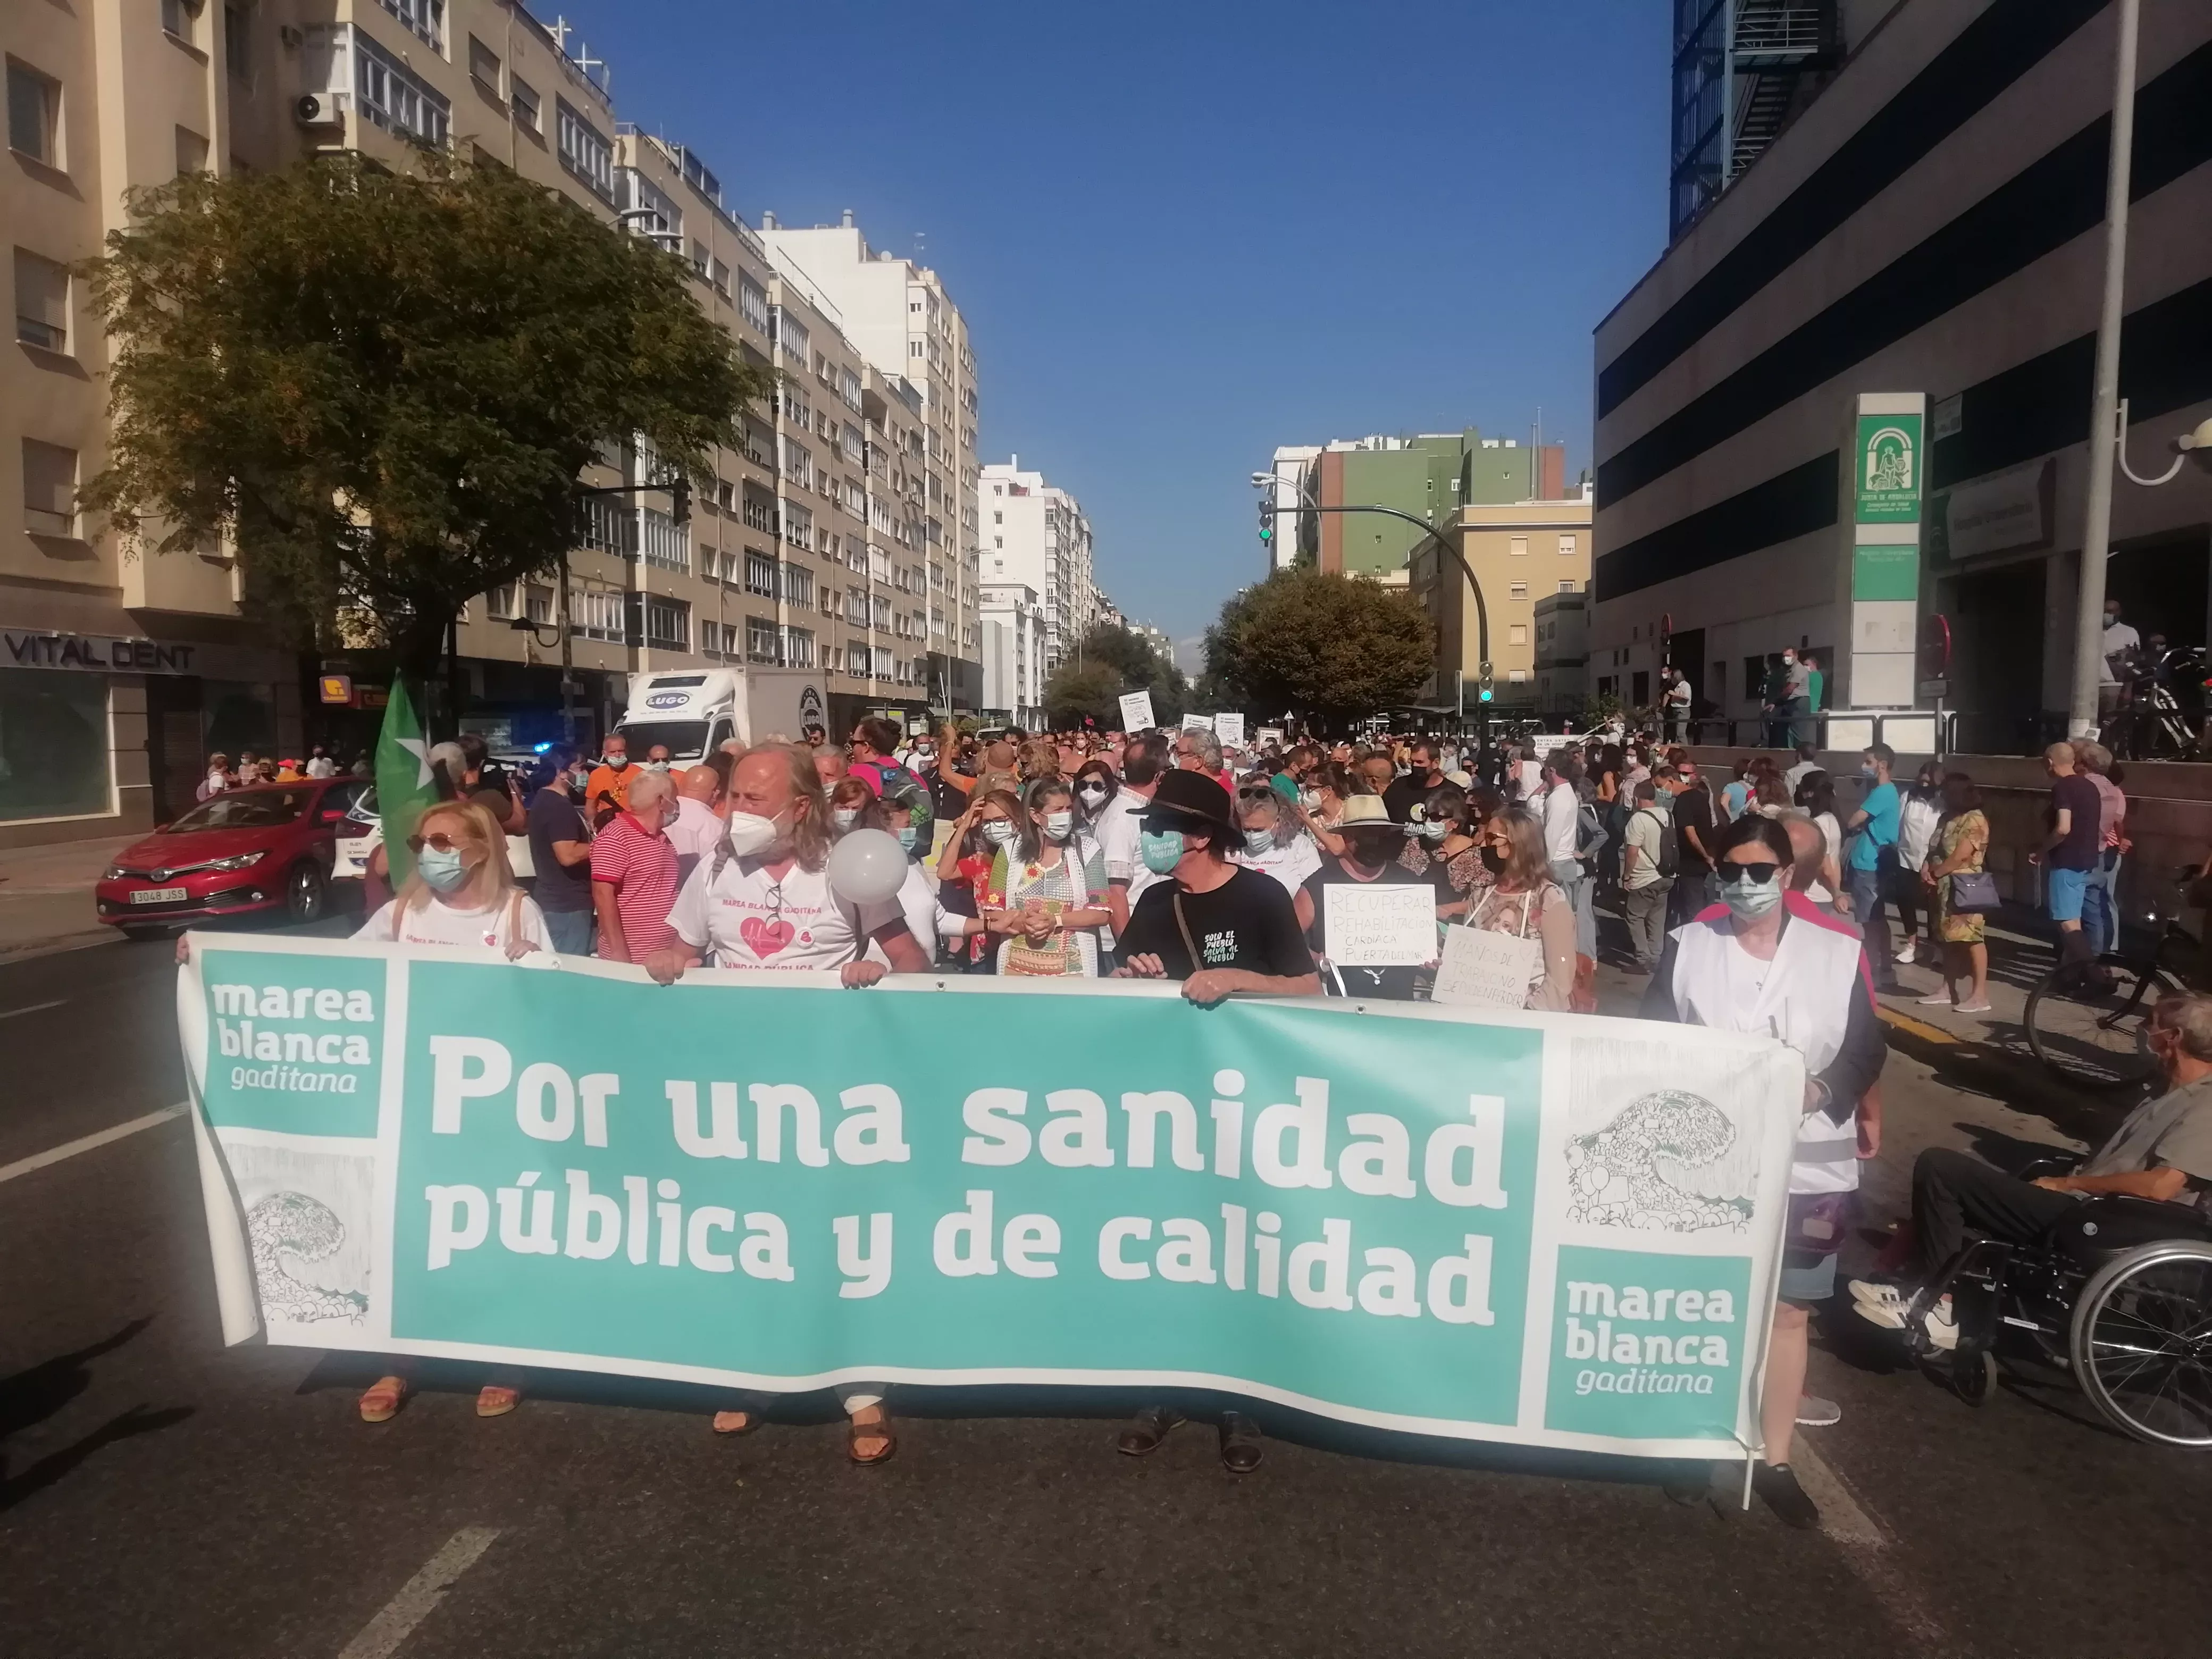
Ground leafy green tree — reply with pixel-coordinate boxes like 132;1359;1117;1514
1042;622;1188;728
85;151;768;680
1203;569;1435;729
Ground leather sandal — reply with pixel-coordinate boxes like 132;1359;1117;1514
358;1375;406;1423
847;1410;896;1466
475;1385;521;1418
1116;1406;1185;1457
711;1410;760;1436
1218;1412;1264;1473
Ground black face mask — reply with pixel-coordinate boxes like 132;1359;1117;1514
1347;834;1400;866
1480;845;1509;875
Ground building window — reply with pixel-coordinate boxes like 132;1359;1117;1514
639;507;689;573
468;37;501;97
741;493;773;534
509;77;539;133
781;501;812;547
21;438;77;537
1509;582;1528;601
7;61;61;167
746;616;782;664
644;595;690;650
783;564;813;609
484;582;522;621
569;585;627;643
579;495;633;555
1558;580;1577;593
0;665;111;824
556;99;614;202
375;0;445;51
175;125;209;175
13;248;69;352
356;33;449;145
1509;624;1528;646
1509;669;1528;683
744;549;778;597
222;3;250;82
772;306;809;365
162;0;201;45
1558;533;1577;557
1510;537;1529;557
781;625;814;668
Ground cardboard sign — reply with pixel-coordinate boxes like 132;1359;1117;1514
1258;727;1285;748
1117;690;1155;732
1432;921;1545;1010
1213;713;1246;747
1321;883;1439;968
1182;713;1214;733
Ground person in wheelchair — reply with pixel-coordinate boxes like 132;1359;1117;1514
1852;991;2212;1348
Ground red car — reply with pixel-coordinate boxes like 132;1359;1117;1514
97;778;369;936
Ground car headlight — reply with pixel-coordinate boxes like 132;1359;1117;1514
103;864;128;880
203;851;267;873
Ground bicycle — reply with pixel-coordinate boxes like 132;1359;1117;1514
2024;869;2205;1092
2100;645;2212;762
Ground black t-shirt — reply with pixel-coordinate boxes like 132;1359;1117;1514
1673;783;1715;875
1381;772;1437;823
526;787;593;913
2049;773;2104;871
1119;865;1314;981
1301;858;1429;1000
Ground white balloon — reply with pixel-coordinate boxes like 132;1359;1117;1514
826;827;908;906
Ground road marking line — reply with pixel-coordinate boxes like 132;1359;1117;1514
0;999;66;1021
336;1527;501;1659
0;1104;187;1186
1876;1006;1962;1045
1794;1438;1957;1655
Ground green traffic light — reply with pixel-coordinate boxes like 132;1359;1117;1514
1478;689;1494;703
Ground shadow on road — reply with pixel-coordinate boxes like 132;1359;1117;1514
0;1318;195;1512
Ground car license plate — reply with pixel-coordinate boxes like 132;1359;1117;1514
130;886;189;905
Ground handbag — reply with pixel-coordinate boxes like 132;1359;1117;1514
1947;870;2000;915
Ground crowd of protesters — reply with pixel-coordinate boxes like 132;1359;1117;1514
182;703;2212;1532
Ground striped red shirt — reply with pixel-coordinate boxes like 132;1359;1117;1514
589;813;679;961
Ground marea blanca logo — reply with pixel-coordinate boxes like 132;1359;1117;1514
212;981;376;1080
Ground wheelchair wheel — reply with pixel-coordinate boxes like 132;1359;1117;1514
2068;1239;2212;1447
2024;962;2179;1091
1950;1348;2000;1406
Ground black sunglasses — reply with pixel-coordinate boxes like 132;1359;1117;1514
1720;861;1781;886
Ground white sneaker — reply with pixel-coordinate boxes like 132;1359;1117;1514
1921;1297;1959;1351
1916;993;1956;1006
1897;941;1917;965
1795;1394;1842;1428
1849;1281;1913;1326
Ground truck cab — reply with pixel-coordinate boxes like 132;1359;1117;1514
613;669;741;765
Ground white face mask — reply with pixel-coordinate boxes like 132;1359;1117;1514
1719;868;1784;920
725;809;784;858
982;820;1017;848
1076;784;1109;807
1043;810;1074;842
832;807;861;831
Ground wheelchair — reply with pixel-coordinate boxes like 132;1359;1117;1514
1898;1155;2212;1447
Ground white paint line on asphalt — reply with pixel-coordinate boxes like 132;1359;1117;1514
0;1104;187;1186
335;1528;501;1659
1794;1438;1958;1655
0;999;67;1020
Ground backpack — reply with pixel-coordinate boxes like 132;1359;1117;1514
1635;808;1679;883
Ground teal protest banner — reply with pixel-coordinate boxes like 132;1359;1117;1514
180;935;1803;1459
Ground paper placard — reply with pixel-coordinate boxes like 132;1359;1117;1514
1182;713;1215;732
1117;690;1155;732
1321;883;1439;968
1258;727;1284;747
1432;923;1544;1010
1213;713;1245;747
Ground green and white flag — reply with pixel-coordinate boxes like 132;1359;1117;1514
372;676;438;889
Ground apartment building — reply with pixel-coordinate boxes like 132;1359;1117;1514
2;0;963;846
756;218;983;713
978;460;1098;670
1596;0;2212;751
979;581;1048;727
1408;499;1594;712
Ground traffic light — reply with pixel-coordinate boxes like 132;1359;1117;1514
668;475;691;529
1258;501;1275;548
1477;660;1495;704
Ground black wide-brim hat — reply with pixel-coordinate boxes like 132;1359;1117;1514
1146;768;1236;834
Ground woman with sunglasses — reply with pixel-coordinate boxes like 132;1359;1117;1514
1456;806;1576;1010
1639;813;1886;1531
1402;783;1495;923
354;800;549;957
1232;782;1322;895
1071;757;1119;833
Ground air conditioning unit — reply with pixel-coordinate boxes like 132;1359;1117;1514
294;93;342;127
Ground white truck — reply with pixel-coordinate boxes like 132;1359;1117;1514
613;666;829;764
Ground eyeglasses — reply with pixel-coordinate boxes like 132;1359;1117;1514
406;832;462;854
1720;861;1781;886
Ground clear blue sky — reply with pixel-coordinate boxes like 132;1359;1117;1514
548;0;1672;661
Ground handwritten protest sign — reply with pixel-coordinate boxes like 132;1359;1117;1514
1432;923;1546;1010
1321;884;1439;967
1117;691;1155;732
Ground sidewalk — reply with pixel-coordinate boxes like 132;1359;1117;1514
0;835;134;958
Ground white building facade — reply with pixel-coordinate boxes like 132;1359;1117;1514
979;581;1048;726
980;459;1098;670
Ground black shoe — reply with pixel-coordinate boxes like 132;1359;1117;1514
1660;1464;1712;1506
1115;1406;1184;1457
1218;1411;1264;1473
1753;1462;1820;1530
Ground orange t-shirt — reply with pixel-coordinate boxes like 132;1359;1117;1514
584;762;634;815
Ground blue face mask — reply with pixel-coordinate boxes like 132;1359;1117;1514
416;845;470;893
1859;764;1878;779
1139;827;1186;874
896;826;917;852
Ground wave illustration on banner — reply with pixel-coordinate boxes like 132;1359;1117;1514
1565;1091;1753;1234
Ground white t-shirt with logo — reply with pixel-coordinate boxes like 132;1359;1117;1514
356;893;550;952
1234;832;1322;895
667;856;903;971
1094;786;1164;908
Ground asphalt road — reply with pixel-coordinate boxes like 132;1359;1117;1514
3;931;2211;1657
